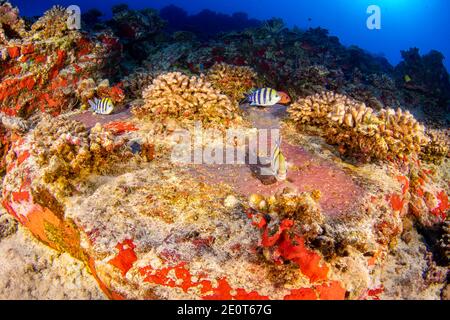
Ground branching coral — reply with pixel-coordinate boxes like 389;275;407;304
206;63;257;102
289;91;359;126
135;72;243;129
31;116;132;200
289;91;429;160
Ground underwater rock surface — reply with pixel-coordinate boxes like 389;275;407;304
0;2;449;300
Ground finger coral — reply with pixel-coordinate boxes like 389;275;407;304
289;91;360;126
135;72;243;130
206;63;257;102
288;91;429;161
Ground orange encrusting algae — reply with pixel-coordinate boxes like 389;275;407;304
103;121;139;135
108;239;138;276
432;191;449;220
389;194;404;212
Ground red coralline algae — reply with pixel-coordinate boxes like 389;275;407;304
261;219;293;247
315;281;346;300
367;286;384;300
233;289;270;300
7;46;20;58
259;217;329;282
284;288;317;300
283;281;346;300
16;150;30;166
21;44;34;55
277;233;329;282
139;262;271;300
397;176;410;195
108;239;138;276
110;84;125;103
431;191;449;220
103;121;139;135
11;191;30;202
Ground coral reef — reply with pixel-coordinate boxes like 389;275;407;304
0;3;122;117
75;5;449;124
122;69;154;100
160;5;261;39
289;91;430;161
206;63;258;102
111;4;165;42
379;228;446;300
76;78;125;107
395;48;450;116
0;2;129;174
248;188;324;246
289;91;358;126
420;129;449;164
0;1;26;44
0;2;448;301
30;5;71;40
134;72;244;131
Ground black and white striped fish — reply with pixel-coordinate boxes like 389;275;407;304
88;98;114;115
271;137;287;181
244;88;281;107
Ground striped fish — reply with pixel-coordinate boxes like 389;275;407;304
88;98;114;115
246;88;281;107
271;137;287;181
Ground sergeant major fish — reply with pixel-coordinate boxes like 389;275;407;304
88;98;115;115
271;137;287;181
244;88;281;107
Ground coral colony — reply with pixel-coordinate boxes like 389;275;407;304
0;1;449;301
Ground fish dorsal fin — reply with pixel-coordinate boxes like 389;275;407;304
275;136;282;149
271;137;281;169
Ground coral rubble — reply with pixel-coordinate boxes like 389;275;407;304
29;115;133;200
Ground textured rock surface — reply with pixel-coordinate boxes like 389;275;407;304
3;105;447;300
379;228;446;300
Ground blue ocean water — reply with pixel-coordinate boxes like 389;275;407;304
10;0;450;70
